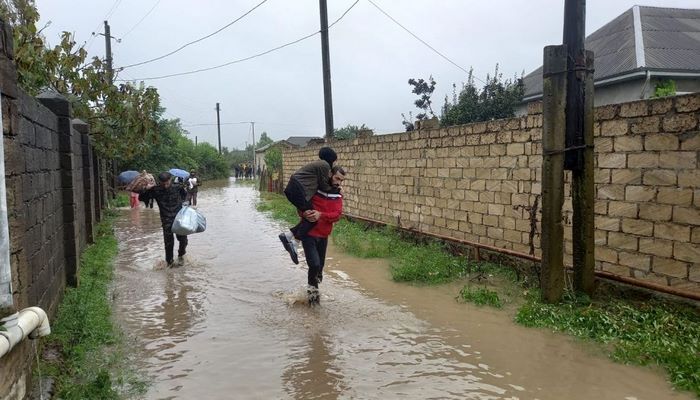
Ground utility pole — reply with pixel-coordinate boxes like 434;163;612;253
563;0;595;295
251;122;256;177
540;0;594;302
216;103;221;154
195;136;198;146
319;0;334;139
96;21;120;85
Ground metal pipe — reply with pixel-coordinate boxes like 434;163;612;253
343;213;700;302
0;91;13;310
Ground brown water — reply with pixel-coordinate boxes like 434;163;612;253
112;179;693;400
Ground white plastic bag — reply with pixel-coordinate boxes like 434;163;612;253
172;204;207;235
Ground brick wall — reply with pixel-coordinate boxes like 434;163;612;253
1;19;103;399
283;93;700;294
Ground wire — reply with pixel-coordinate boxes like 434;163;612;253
366;0;485;84
119;0;360;81
83;0;124;53
120;0;269;70
121;0;162;39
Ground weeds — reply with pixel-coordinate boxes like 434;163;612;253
459;287;503;308
38;212;147;399
111;193;130;208
516;291;700;396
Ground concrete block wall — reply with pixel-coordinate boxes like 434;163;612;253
1;18;102;399
283;93;700;294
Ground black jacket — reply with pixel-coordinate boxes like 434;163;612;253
139;184;187;226
291;160;336;201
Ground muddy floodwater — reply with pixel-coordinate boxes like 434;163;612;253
112;179;692;400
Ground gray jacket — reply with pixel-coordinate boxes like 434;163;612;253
291;160;336;201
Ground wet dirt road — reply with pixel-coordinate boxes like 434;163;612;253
112;179;692;400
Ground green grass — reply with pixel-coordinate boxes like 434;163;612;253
459;286;503;308
516;292;700;396
111;193;129;208
38;210;147;399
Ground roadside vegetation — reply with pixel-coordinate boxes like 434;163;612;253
37;210;146;399
257;191;700;397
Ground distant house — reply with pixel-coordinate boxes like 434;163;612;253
255;136;322;171
517;6;700;115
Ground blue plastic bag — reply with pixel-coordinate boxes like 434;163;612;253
172;204;206;235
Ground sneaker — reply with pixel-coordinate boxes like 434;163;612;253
166;260;175;268
278;232;299;264
307;286;320;306
177;256;185;266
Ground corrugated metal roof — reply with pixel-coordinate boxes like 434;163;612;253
286;136;322;147
523;6;700;99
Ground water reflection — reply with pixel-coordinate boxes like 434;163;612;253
283;331;347;400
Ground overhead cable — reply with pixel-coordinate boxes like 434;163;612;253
121;0;162;39
121;0;359;81
120;0;270;69
366;0;485;84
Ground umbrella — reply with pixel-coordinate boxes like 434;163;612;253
169;168;190;179
118;170;139;184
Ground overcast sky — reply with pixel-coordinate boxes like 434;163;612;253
35;0;699;150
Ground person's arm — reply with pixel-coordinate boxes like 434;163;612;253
138;187;155;204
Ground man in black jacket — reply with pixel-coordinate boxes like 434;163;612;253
140;172;188;267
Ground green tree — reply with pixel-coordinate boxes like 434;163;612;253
0;0;162;161
264;146;283;173
441;65;524;126
256;131;274;149
408;75;437;120
333;123;372;140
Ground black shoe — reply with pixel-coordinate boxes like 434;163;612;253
316;273;323;284
279;233;299;264
307;286;320;306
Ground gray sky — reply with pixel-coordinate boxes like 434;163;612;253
36;0;699;150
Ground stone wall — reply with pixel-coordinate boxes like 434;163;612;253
283;93;700;294
1;19;103;399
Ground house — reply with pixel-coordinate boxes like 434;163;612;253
255;136;322;171
517;6;700;115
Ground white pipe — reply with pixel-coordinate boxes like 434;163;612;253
0;89;13;309
0;307;51;359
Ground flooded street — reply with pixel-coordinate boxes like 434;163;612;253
112;179;692;400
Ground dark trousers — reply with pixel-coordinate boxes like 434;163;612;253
283;177;316;239
163;224;188;264
186;191;198;206
301;236;328;288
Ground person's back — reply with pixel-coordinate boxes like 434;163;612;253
141;179;187;226
290;160;335;201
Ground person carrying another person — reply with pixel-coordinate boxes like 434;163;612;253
139;172;189;267
279;147;338;264
301;165;345;305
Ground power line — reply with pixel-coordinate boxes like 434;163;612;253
119;0;360;81
120;0;269;70
366;0;485;84
121;0;162;39
83;0;124;52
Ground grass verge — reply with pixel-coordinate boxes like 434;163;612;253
38;209;147;399
111;193;129;208
516;291;700;396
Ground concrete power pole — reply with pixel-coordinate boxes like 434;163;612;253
540;0;595;302
216;103;221;154
319;0;334;139
104;21;114;85
251;122;256;177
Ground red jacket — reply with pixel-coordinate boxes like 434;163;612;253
304;190;343;238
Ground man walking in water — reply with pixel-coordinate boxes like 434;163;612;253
279;147;338;264
139;172;189;267
302;166;345;305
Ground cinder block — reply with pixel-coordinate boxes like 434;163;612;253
659;152;697;169
621;218;654;236
657;188;693;206
662;114;697;132
614;136;643;152
673;206;700;226
652;257;688;278
601;120;628;136
674;242;700;263
639;238;673;257
642;170;676;186
655;222;691;242
645;134;679;151
620;101;649;117
639;204;672;221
